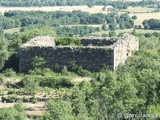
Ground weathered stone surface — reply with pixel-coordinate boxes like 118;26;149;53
19;34;139;72
21;36;55;48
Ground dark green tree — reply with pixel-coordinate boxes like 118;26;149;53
102;24;107;31
44;99;75;120
109;31;116;37
0;36;8;70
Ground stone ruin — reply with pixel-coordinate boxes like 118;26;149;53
19;34;139;72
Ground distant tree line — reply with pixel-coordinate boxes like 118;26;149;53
0;0;159;9
1;11;134;36
142;19;160;30
20;25;100;37
3;11;106;28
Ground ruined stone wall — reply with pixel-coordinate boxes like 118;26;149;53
113;34;139;70
19;34;139;72
19;46;114;72
81;37;117;46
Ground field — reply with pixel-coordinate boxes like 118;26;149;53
130;13;160;25
121;6;157;13
93;29;160;36
0;6;108;14
1;6;160;37
1;6;160;27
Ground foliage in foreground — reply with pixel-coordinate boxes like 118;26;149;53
42;34;160;120
0;101;26;120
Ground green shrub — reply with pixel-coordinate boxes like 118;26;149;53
17;76;74;90
32;96;38;104
55;37;81;46
2;68;16;77
77;68;92;77
6;94;17;103
109;31;116;37
61;66;68;75
40;77;74;88
68;61;79;71
0;107;26;120
0;91;4;96
8;89;15;94
0;76;3;84
28;68;56;76
18;77;40;95
14;100;25;112
31;56;46;69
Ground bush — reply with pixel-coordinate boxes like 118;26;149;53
31;56;46;69
40;77;74;88
109;31;116;37
0;76;3;84
2;68;16;77
102;24;107;31
17;76;74;89
18;77;40;95
28;68;56;76
0;107;26;120
102;34;109;37
0;91;4;96
32;96;37;104
55;37;81;46
132;15;137;19
61;66;76;77
77;68;92;77
4;94;18;103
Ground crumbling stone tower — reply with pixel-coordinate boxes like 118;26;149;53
19;34;139;72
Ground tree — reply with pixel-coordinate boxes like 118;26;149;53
87;3;94;8
44;99;75;120
21;77;39;95
101;24;107;31
0;36;8;70
109;31;116;37
132;15;137;20
102;6;107;11
31;56;46;69
142;19;160;30
0;106;26;120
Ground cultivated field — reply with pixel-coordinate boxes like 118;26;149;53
1;6;160;26
0;6;108;14
130;13;160;25
121;6;157;13
2;6;160;34
93;29;160;36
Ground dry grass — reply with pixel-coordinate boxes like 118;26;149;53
0;102;45;109
123;6;157;13
26;111;44;116
72;77;92;83
93;29;160;35
0;102;45;117
0;6;108;14
130;13;160;25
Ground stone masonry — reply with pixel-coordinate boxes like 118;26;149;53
19;34;139;72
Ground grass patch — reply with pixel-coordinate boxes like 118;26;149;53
4;27;20;34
